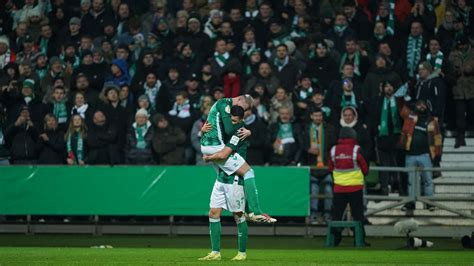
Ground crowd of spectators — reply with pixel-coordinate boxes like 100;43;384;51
1;0;474;222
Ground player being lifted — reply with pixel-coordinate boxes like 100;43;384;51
199;106;249;261
200;95;275;224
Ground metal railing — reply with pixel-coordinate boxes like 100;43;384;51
310;166;474;220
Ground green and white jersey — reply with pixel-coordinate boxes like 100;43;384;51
217;136;249;185
201;98;243;147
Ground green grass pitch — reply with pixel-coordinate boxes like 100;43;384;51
0;234;472;265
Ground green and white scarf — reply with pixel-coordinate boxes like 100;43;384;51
341;92;357;108
274;56;289;71
321;106;331;118
426;51;444;72
277;123;295;144
407;35;423;78
67;132;84;163
309;122;325;165
214;52;229;67
134;121;151;149
298;87;313;100
334;24;348;35
340;51;361;76
53;102;68;124
376;0;396;36
378;96;401;136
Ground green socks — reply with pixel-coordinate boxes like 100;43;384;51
243;170;263;215
209;218;221;252
236;216;248;253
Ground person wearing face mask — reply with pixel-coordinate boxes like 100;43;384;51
399;99;442;211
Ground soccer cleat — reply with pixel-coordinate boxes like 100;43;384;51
245;212;277;223
231;252;247;261
198;252;221;261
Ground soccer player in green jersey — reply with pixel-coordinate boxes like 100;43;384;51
199;106;249;261
200;95;275;223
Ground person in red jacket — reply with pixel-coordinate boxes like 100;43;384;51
328;127;369;246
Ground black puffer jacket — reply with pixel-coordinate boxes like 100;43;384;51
37;129;65;164
124;123;154;164
5;123;39;163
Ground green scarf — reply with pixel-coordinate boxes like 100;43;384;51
53;102;68;124
341;92;357;108
277;123;294;142
39;38;48;54
274;56;289;69
378;96;401;136
340;51;361;76
309;123;325;165
426;51;444;71
375;0;395;35
407;35;423;78
135;124;148;149
214;52;229;67
67;132;83;163
334;24;347;35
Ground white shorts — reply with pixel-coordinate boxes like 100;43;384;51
209;179;246;213
201;145;246;175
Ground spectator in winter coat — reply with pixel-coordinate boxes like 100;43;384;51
44;86;69;132
339;38;370;80
343;0;372;41
244;108;267;165
124;108;154;164
304;40;338;92
5;79;45;127
270;87;294;124
99;83;128;149
152;113;186;165
184;17;212;61
71;73;100;108
337;106;373;163
86;110;121;165
370;81;403;195
4;106;39;164
107;58;131;87
271;44;301;93
209;38;242;86
412;61;446;121
363;54;403;103
448;35;474;148
37;114;65;164
292;75;315;122
244;62;281;96
325;13;357;54
401;21;429;80
162;67;186;107
303;107;337;224
398;99;442;211
137;71;170;114
268;106;302;166
65;114;88;165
